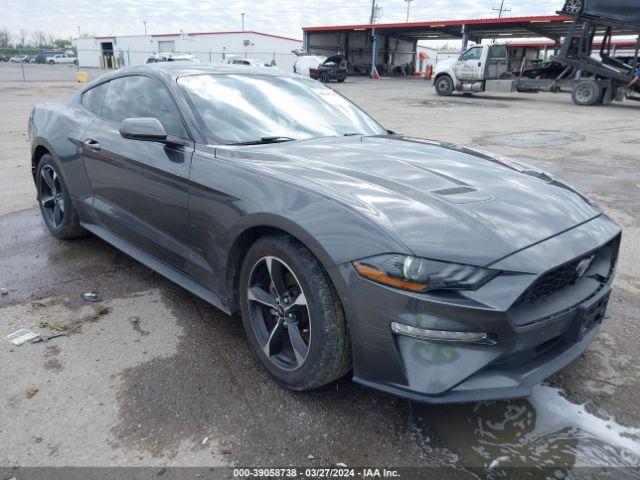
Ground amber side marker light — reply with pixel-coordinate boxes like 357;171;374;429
354;263;427;292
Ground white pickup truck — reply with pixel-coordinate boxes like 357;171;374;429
433;44;512;96
48;54;77;65
432;41;640;106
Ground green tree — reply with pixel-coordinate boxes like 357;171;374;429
53;37;73;50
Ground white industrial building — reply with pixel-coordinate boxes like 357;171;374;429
75;30;302;72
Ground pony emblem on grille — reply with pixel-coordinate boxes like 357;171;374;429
576;255;595;278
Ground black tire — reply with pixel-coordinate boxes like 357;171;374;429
435;75;454;96
337;77;346;83
562;0;584;16
239;234;351;391
572;80;603;106
319;72;330;83
36;154;87;239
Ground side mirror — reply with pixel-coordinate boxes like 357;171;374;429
119;117;167;142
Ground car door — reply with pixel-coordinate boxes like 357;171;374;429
486;44;508;79
82;74;195;271
455;46;484;81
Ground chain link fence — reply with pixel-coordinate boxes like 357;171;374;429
0;47;300;83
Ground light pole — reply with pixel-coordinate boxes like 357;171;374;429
143;21;147;36
404;0;414;23
241;13;245;31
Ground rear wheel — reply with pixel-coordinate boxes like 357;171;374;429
36;154;86;239
572;80;603;106
239;235;351;390
319;71;330;83
435;75;454;96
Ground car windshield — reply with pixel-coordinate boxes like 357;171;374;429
178;74;386;144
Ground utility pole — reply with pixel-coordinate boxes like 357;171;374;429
491;1;510;43
404;0;414;23
369;0;377;77
492;0;511;18
143;21;147;36
76;26;80;38
241;13;245;31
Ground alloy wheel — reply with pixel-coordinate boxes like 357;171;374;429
563;0;583;15
247;256;311;371
39;165;65;228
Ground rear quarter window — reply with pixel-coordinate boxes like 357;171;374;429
81;83;108;115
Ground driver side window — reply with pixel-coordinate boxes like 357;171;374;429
102;75;187;138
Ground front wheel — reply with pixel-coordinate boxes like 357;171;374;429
239;235;351;391
435;75;455;96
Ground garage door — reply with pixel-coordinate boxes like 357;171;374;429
158;40;175;53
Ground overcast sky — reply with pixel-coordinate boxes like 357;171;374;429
3;0;562;40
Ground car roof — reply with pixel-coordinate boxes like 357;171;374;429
110;62;288;80
79;63;297;95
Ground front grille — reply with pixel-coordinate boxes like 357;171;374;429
515;238;618;306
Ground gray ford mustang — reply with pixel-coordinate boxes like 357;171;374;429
29;63;621;403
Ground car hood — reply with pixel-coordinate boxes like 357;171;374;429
217;135;601;266
324;55;345;65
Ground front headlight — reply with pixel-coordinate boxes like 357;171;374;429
353;254;498;293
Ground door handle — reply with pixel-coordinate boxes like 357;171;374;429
478;62;482;67
83;139;101;151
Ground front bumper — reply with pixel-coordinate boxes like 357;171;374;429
328;215;620;404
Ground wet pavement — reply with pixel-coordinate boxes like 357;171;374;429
1;76;640;478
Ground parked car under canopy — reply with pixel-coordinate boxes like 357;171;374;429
309;55;347;83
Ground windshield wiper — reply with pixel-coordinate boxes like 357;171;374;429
232;136;297;145
343;132;364;136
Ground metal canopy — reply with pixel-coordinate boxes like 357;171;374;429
303;15;639;42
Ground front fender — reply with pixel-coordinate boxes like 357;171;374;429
433;62;457;84
230;212;338;272
188;150;411;302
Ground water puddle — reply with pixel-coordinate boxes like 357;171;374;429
413;385;640;478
